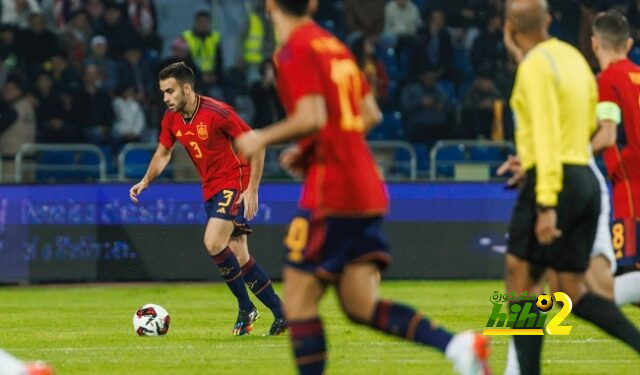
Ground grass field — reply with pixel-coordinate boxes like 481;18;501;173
0;280;638;374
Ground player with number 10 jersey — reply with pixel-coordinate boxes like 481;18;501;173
274;22;388;217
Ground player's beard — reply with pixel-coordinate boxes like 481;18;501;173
173;92;187;113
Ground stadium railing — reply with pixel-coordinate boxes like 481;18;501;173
261;141;417;181
14;143;108;183
429;140;515;181
369;140;417;180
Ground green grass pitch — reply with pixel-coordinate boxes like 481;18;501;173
1;280;638;374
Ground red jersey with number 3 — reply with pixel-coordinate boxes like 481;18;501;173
159;95;251;201
598;59;640;219
274;21;388;216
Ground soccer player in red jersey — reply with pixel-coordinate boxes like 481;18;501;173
236;1;490;374
129;62;286;336
593;10;640;275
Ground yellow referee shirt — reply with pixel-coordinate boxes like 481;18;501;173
510;38;597;207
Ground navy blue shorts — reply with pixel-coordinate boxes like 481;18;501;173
204;189;252;237
283;210;392;283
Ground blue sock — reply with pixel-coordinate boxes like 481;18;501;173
212;248;254;311
290;317;326;375
370;300;453;352
241;257;283;318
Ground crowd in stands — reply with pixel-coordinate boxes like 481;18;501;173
1;0;640;173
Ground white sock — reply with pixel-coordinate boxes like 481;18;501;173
504;338;521;375
614;271;640;306
0;349;27;375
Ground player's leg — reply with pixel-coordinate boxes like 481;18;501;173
614;271;640;306
203;217;257;334
584;255;614;301
336;262;489;375
611;220;640;306
0;349;54;375
283;266;327;375
556;270;640;352
229;234;286;334
505;253;546;375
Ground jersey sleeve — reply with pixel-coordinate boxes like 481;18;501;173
277;42;323;107
597;73;622;124
223;109;252;139
158;112;176;149
521;55;563;207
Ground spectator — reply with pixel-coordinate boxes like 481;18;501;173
22;12;59;78
127;0;162;53
157;37;202;89
211;0;246;72
96;1;138;59
249;59;284;129
41;0;84;30
470;12;506;75
0;24;22;74
0;77;36;179
72;63;114;144
117;43;153;103
85;0;106;30
49;51;81;94
344;0;384;39
352;35;389;106
84;35;119;92
1;0;41;29
461;63;501;139
182;10;221;90
112;84;146;146
400;64;455;142
384;0;423;39
414;8;454;80
28;70;79;143
58;9;92;65
242;1;266;85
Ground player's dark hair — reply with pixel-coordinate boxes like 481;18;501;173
275;0;309;17
593;10;630;51
158;62;195;87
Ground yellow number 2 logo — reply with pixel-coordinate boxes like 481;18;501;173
545;292;572;335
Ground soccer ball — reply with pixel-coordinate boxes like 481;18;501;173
133;304;170;336
535;294;553;312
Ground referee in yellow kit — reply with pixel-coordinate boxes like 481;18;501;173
503;0;640;373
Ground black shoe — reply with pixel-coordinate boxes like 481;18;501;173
267;317;288;336
233;308;259;336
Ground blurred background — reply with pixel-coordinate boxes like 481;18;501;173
2;0;633;183
0;0;637;284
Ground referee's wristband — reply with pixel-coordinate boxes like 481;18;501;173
536;204;555;213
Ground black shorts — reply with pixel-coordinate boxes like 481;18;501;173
283;210;392;283
204;189;252;237
508;165;600;272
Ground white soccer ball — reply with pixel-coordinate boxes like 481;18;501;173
133;304;170;336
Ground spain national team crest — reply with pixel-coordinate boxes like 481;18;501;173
196;123;208;140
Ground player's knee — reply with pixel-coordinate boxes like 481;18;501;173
204;237;228;255
339;297;373;325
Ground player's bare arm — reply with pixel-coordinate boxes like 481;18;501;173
279;145;304;178
235;95;327;159
129;144;173;203
360;92;383;132
237;140;265;220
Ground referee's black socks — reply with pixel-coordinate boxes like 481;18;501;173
573;292;640;353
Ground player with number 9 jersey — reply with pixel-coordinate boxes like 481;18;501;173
274;22;388;217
